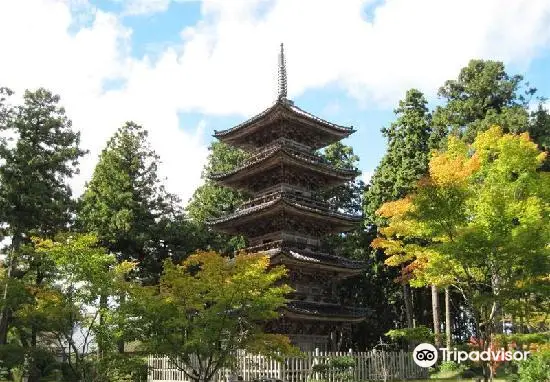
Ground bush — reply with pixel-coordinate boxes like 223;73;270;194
385;326;433;345
518;351;550;382
439;360;466;373
310;356;355;382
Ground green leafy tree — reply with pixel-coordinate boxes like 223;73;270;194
362;89;435;332
320;142;364;216
31;234;146;381
364;88;434;225
3;234;148;381
78;121;182;283
186;141;249;253
432;59;535;144
187;141;249;222
129;251;298;382
320;141;366;259
374;127;550;381
0;87;86;381
528;101;550;171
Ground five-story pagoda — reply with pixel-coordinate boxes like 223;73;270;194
208;44;366;351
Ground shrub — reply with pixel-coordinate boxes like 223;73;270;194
439;360;466;373
518;350;550;382
310;356;356;382
385;326;433;345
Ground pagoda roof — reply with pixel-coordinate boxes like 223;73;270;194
283;300;368;322
213;99;356;150
250;244;364;274
209;139;359;190
207;192;362;234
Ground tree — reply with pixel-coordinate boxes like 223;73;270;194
364;88;435;225
187;141;249;223
362;89;436;331
0;87;86;380
0;88;85;239
78;121;181;283
432;59;535;144
374;127;550;381
129;251;298;382
42;234;148;381
528;101;550;171
320;142;364;216
186;141;249;253
4;234;146;381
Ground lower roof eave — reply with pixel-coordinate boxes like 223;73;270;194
282;309;366;323
270;252;364;275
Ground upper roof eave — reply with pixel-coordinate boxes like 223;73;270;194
213;99;355;139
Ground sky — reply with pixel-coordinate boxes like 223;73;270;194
1;0;550;206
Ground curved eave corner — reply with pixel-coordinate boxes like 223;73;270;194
207;198;362;229
207;149;361;183
213;99;356;139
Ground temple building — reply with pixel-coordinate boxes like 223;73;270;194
208;44;366;351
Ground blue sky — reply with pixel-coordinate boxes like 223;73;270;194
1;0;550;204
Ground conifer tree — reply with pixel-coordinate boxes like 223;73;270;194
78;122;180;282
0;88;85;381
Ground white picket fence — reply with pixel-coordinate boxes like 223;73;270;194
147;349;428;381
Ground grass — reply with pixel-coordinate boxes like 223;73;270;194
407;368;514;381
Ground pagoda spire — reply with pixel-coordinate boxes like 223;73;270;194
277;43;287;100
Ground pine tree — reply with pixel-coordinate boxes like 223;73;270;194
362;89;436;331
432;59;534;143
78;121;179;282
0;88;86;380
364;89;434;225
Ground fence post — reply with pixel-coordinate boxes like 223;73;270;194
399;349;407;381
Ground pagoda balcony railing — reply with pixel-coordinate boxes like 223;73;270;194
245;240;323;254
240;188;332;211
252;137;313;154
245;240;285;253
291;293;339;305
236;138;357;174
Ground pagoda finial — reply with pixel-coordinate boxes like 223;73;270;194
277;43;287;100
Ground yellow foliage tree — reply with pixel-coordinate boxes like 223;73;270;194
374;127;550;380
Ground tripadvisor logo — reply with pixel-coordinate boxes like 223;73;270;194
412;343;530;368
413;343;438;367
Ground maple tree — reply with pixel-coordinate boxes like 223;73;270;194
373;127;550;381
127;251;298;382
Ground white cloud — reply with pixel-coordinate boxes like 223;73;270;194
119;0;172;16
113;0;550;113
1;0;550;206
113;0;197;16
0;0;208;205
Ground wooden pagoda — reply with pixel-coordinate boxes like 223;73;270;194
208;44;366;351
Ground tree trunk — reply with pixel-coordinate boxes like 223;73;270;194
431;285;441;347
98;294;108;358
117;293;126;353
445;287;451;349
0;235;21;345
27;270;44;382
0;265;12;344
403;283;414;328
